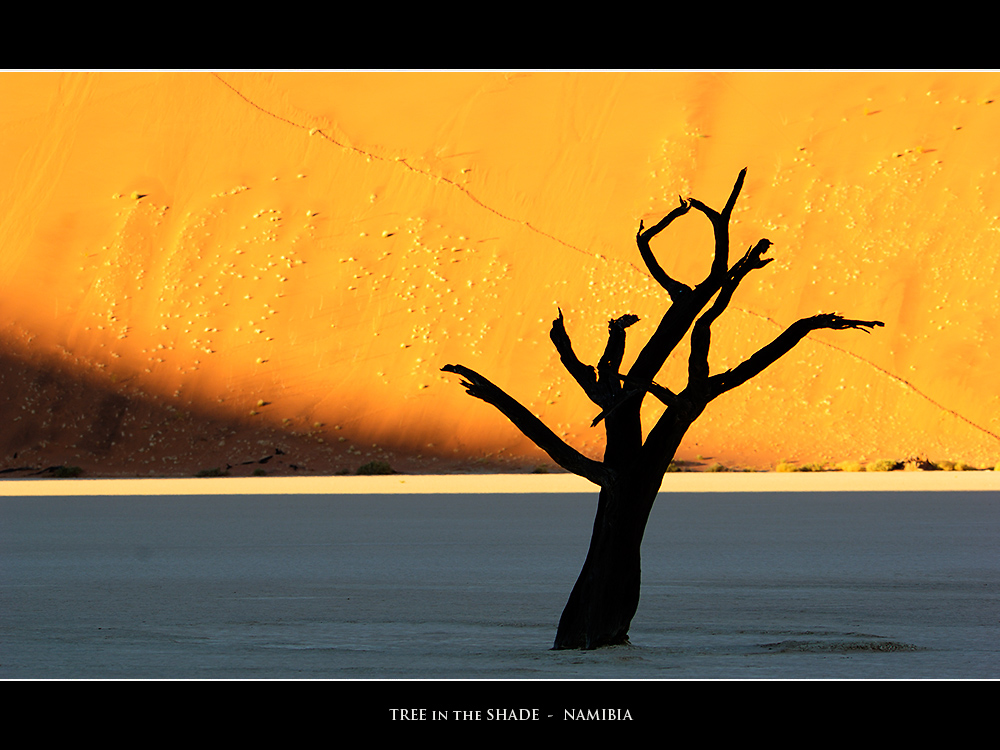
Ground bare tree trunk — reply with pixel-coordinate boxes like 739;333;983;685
553;477;651;649
554;408;699;649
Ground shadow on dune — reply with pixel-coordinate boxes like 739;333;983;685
0;336;485;478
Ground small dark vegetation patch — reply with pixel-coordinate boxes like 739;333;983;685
356;460;396;476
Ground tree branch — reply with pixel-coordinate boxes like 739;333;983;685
597;313;639;390
688;239;774;391
589;389;641;428
706;314;884;400
549;309;603;407
722;166;747;220
441;363;615;487
590;375;677;428
643;380;678;408
626;171;752;391
687;167;747;280
550;311;641;421
636;197;692;300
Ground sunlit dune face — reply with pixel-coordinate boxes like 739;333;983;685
0;70;998;477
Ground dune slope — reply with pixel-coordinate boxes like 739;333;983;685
1;71;998;477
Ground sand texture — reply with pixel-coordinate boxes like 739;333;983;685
1;71;999;478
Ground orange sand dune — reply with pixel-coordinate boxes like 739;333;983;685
1;70;998;478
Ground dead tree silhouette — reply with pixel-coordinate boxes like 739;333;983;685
442;168;884;650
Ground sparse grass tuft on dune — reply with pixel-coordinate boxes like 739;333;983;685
934;460;979;471
866;459;902;472
775;461;827;472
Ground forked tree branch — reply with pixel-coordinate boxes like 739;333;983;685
627;170;751;390
636;197;692;300
687;167;747;279
551;310;641;414
441;363;616;487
